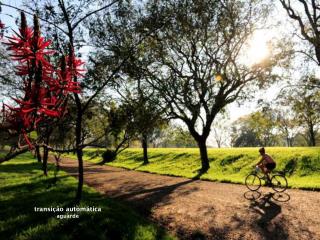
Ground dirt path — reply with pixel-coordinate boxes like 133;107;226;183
57;157;320;240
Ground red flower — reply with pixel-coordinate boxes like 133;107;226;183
1;13;83;149
0;21;5;29
66;54;85;77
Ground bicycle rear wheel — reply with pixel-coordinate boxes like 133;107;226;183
271;174;288;192
245;173;261;191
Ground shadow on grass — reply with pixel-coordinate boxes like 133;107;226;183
133;153;174;164
171;153;191;160
0;160;173;240
0;159;42;172
132;162;148;170
220;154;244;166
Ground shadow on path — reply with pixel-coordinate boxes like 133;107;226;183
249;192;288;240
58;159;199;216
244;190;291;203
114;179;198;215
55;157;320;240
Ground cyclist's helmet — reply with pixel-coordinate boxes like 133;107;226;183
259;147;265;154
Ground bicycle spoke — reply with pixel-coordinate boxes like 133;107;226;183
245;174;261;191
271;174;288;192
251;176;256;184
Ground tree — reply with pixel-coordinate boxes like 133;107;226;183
279;0;320;73
0;44;18;97
157;124;198;148
102;102;132;162
0;0;116;201
121;81;167;164
231;109;279;147
290;90;320;146
274;106;300;147
231;125;261;147
49;110;76;151
278;75;320;146
0;12;81;165
128;101;165;164
0;129;19;152
8;0;121;202
211;112;230;148
135;0;281;171
249;111;279;146
86;0;173;164
29;0;167;201
292;133;309;146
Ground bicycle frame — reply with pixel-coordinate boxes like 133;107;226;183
245;167;288;192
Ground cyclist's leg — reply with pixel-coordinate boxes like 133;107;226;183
265;163;276;182
260;164;271;182
257;163;264;172
265;169;271;182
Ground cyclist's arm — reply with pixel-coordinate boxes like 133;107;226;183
256;157;263;166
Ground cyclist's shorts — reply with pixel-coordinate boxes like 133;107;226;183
266;162;276;170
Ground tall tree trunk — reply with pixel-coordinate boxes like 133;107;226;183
285;128;291;147
285;135;290;147
42;146;48;176
142;135;148;164
75;147;83;202
42;131;51;176
287;136;293;147
75;109;84;203
197;138;210;172
187;123;211;172
35;145;42;162
53;154;61;184
309;125;316;146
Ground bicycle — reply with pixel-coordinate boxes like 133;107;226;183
245;166;288;192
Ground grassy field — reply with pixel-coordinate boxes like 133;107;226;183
68;147;320;190
0;152;175;240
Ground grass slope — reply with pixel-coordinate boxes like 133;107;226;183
0;152;175;240
72;147;320;190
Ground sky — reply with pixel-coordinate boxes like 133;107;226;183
224;1;319;122
0;0;315;147
1;0;23;31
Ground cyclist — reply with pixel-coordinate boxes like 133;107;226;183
256;147;276;183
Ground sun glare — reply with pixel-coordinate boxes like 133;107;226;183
244;30;273;66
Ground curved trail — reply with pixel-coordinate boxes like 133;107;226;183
57;157;320;240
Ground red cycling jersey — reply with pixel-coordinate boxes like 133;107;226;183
261;154;275;165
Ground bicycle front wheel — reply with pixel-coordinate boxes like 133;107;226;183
271;174;288;192
245;173;261;191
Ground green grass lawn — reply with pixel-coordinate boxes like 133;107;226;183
0;152;175;240
68;147;320;190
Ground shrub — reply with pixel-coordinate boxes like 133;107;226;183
220;154;243;166
101;149;117;163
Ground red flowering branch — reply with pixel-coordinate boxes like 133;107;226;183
0;20;5;39
1;12;83;149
